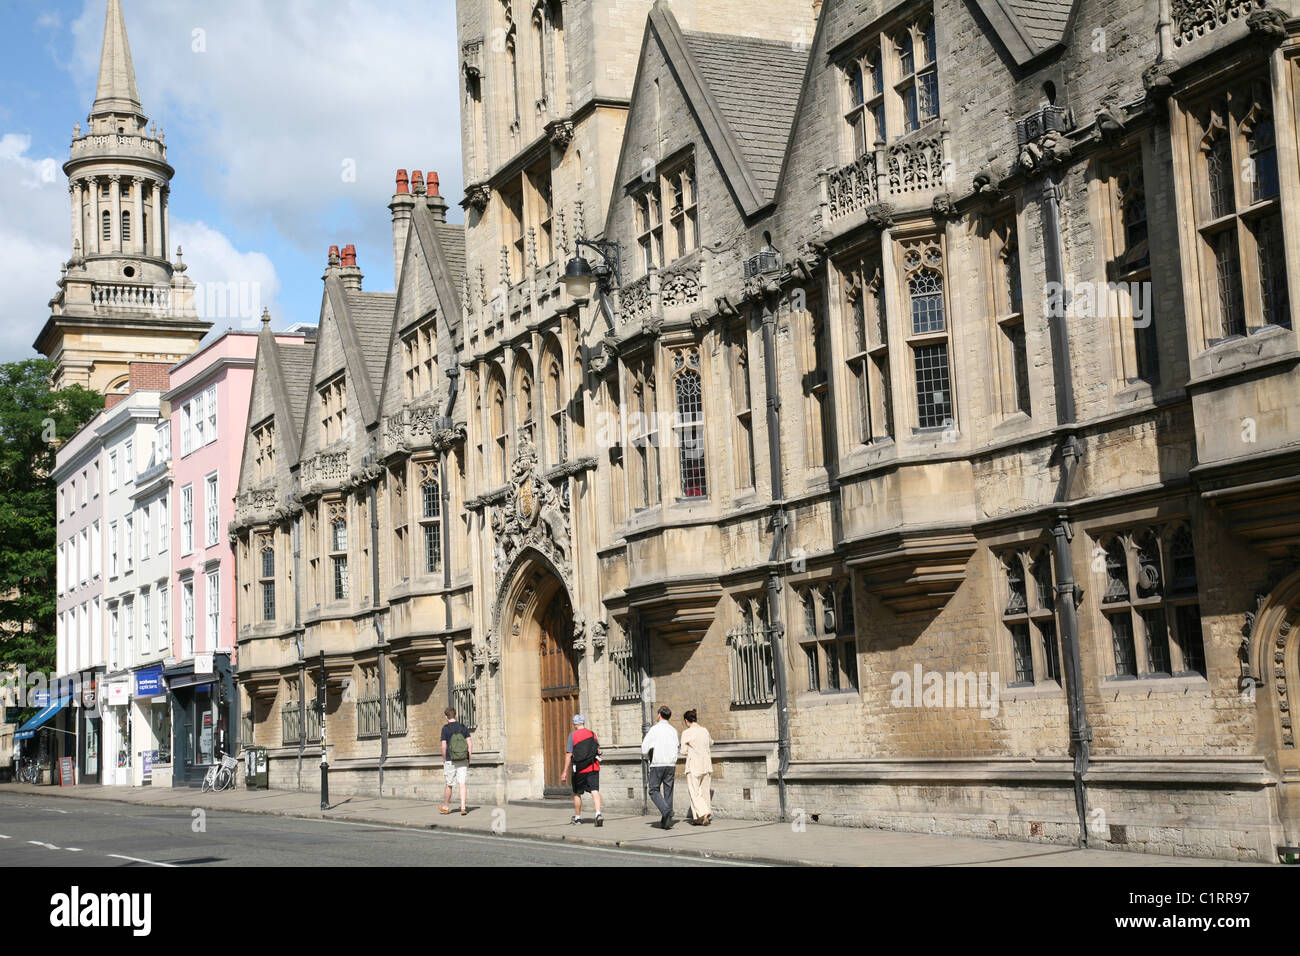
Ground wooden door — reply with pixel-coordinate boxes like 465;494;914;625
539;594;578;794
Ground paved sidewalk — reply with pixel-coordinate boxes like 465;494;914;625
0;782;1261;866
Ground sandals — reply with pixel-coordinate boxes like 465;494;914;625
439;805;451;814
461;808;468;816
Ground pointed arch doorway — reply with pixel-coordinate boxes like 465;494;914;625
499;554;579;800
539;590;578;796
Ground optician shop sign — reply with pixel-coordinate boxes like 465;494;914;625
134;666;165;698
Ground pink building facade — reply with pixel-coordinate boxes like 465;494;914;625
162;327;305;784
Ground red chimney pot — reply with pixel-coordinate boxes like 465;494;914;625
395;169;410;195
341;244;357;268
328;245;340;266
427;171;440;197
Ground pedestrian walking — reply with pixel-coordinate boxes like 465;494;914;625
561;714;603;826
439;707;472;816
680;709;714;825
641;705;679;829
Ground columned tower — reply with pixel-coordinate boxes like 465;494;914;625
34;0;210;393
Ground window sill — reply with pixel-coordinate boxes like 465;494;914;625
1001;681;1064;702
796;690;859;708
1100;673;1209;695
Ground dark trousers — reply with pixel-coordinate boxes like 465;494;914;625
648;765;675;818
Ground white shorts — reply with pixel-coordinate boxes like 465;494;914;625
444;760;469;786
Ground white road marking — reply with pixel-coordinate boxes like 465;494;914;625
28;840;60;850
65;847;83;852
107;853;176;868
0;834;10;839
43;808;69;814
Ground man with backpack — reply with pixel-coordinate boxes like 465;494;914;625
561;714;603;826
440;706;472;816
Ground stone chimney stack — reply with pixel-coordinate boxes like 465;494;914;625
390;168;415;289
426;170;448;223
338;244;363;291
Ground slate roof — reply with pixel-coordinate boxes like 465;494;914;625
432;222;467;291
344;291;396;400
972;0;1078;64
1007;0;1074;48
277;342;316;436
680;29;809;203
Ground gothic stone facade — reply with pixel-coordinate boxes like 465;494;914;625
234;0;1300;862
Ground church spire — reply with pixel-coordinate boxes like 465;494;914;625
91;0;143;118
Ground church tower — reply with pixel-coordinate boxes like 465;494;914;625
34;0;210;393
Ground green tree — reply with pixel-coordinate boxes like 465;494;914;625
0;359;103;675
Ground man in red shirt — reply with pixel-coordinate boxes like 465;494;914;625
561;714;603;826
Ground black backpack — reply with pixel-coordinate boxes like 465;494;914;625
571;732;599;772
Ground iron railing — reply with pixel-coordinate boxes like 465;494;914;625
305;701;322;742
727;626;776;705
386;691;408;737
281;703;302;745
452;678;477;732
611;637;642;702
357;696;382;739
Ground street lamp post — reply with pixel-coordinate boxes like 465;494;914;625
317;651;328;810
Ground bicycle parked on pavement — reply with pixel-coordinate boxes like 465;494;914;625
201;749;241;793
17;757;42;785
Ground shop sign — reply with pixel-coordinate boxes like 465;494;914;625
134;666;164;698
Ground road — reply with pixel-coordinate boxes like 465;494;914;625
0;791;752;867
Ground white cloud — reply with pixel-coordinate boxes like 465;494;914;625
171;220;282;334
0;133;283;362
0;134;71;362
68;0;463;286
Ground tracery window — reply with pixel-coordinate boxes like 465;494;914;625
1095;523;1206;679
1188;77;1290;343
671;348;707;499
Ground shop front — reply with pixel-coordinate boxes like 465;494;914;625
165;654;235;787
131;664;170;786
75;671;102;785
102;677;132;786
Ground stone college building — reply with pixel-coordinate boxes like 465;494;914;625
228;0;1300;862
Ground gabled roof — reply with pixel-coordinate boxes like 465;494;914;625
971;0;1078;65
317;274;395;432
277;342;316;442
679;30;809;202
644;2;810;218
377;204;467;416
242;321;316;483
409;203;465;332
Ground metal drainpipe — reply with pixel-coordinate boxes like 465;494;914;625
293;515;304;791
1041;169;1091;846
370;482;387;797
441;366;461;709
637;613;652;816
759;293;791;823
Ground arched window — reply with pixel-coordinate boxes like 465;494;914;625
902;240;953;431
102;209;111;242
507;31;520;125
330;517;349;601
121;210;131;243
492;381;507;483
547;353;566;463
672;348;707;498
909;269;945;334
515;352;535;448
259;543;275;621
421;474;441;574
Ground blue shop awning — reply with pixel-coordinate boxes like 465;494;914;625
15;696;71;740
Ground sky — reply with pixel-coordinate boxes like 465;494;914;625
0;0;464;362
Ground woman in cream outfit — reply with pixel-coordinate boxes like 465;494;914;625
680;709;714;825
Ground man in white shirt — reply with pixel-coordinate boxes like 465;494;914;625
640;705;679;829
